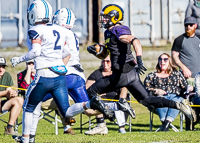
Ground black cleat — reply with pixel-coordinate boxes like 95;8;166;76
90;95;115;121
117;98;136;119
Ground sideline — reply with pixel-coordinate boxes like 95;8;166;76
1;84;200;107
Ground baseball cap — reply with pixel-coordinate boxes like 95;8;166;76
0;57;7;66
184;16;197;24
26;59;34;64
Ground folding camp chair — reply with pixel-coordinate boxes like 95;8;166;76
80;93;132;133
149;109;184;132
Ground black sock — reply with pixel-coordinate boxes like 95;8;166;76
96;117;105;123
7;124;13;129
30;134;35;138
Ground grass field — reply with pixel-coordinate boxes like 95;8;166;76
0;45;200;142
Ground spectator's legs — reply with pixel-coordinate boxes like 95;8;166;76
165;94;184;122
2;97;24;126
2;97;24;135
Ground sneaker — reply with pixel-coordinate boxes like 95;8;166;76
64;128;76;135
4;126;20;136
84;122;108;135
90;95;115;121
13;135;35;143
176;99;194;122
119;128;126;134
117;98;136;119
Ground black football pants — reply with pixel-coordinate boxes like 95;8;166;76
87;68;177;109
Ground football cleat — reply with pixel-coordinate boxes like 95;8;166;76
117;98;136;119
176;99;195;122
90;95;115;121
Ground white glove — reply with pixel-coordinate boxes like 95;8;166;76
10;57;20;67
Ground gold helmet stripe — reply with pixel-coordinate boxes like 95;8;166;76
104;5;123;24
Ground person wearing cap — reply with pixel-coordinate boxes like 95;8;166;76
171;16;200;130
172;16;200;81
185;0;200;36
0;57;24;135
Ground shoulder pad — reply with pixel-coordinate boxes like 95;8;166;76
110;25;131;39
28;30;39;40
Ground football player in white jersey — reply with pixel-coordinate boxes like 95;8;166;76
10;0;114;142
53;8;90;134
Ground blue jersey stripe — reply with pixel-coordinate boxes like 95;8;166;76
41;0;49;18
66;8;71;25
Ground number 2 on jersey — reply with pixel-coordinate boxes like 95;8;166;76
53;30;61;50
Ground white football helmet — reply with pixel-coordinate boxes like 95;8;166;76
53;8;76;29
27;0;52;26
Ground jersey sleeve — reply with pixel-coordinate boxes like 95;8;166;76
110;25;131;40
171;34;184;52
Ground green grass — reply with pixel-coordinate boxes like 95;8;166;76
1;46;200;142
0;103;200;142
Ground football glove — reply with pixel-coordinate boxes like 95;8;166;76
87;44;98;56
10;57;20;67
136;56;147;75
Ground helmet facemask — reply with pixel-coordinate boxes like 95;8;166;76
98;13;113;29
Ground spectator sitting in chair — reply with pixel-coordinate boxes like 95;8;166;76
144;53;193;131
0;57;24;135
85;55;133;135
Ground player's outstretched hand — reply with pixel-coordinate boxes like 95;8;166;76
136;56;147;75
10;57;20;67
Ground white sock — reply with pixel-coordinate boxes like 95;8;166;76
85;101;90;109
21;136;29;143
22;111;33;136
65;103;85;118
115;110;126;127
30;102;42;135
64;125;71;131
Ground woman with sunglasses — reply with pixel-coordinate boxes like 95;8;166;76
144;53;193;131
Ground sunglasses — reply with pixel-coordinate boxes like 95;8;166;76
102;60;110;63
184;24;194;27
158;57;168;62
27;62;34;65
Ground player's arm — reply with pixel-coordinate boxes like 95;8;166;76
85;80;95;90
10;30;42;67
62;44;71;65
119;35;142;56
119;34;146;75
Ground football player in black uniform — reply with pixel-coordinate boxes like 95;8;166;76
87;4;195;121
